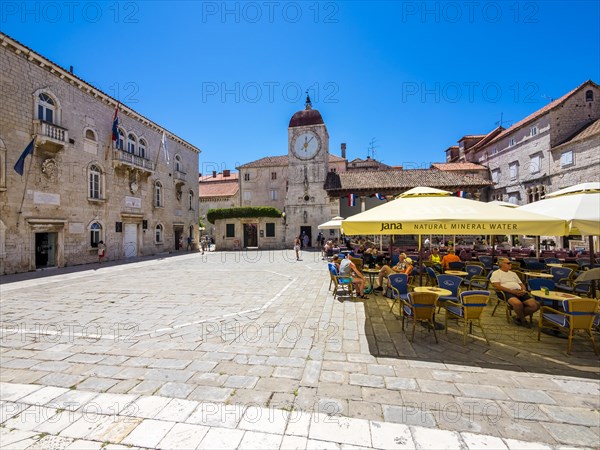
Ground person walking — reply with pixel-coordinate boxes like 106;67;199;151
294;237;301;261
97;241;106;264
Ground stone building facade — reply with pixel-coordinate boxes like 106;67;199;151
198;170;239;238
0;33;200;274
454;81;600;204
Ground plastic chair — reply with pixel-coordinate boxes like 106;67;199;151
328;263;354;299
538;299;599;355
388;273;410;314
435;275;462;309
550;267;573;285
478;256;493;273
462;264;484;287
445;290;491;345
448;261;466;271
401;291;438;343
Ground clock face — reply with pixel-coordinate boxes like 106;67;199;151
293;131;321;160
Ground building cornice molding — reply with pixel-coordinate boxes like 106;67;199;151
1;32;200;154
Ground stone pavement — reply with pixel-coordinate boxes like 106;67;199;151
1;249;599;449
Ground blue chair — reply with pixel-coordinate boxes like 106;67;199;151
576;258;591;270
544;257;561;264
328;263;354;299
470;271;492;291
445;290;491;345
528;278;556;307
448;261;466;271
538;299;599;355
425;266;439;286
550;267;573;285
388;273;410;314
478;256;493;273
462;265;484;288
436;275;462;309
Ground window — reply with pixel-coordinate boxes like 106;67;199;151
530;126;538;136
88;164;102;199
155;224;163;243
85;129;96;141
560;150;573;167
127;133;137;154
117;128;125;150
530;154;541;174
37;93;55;123
508;193;520;205
509;162;519;179
244;173;250;181
139;139;146;158
271;172;277;180
188;190;194;210
175;155;183;172
270;190;278;201
491;147;497;155
491;169;500;183
90;222;102;247
155;181;163;207
266;223;275;237
243;191;251;201
585;90;594;102
226;224;235;237
509;138;515;147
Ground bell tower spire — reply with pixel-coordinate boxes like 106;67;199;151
305;92;312;110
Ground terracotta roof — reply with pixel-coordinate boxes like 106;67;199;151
459;135;486;141
467;126;505;153
238;154;345;169
484;80;599;147
199;181;239;198
325;169;491;192
555;118;600;146
199;172;239;182
431;163;488;171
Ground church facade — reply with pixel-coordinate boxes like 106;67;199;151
0;33;200;274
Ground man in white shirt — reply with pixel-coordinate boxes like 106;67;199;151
491;257;539;327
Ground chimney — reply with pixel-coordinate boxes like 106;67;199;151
69;65;73;74
341;143;346;159
223;169;230;177
212;171;217;178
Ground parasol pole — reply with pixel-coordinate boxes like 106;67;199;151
418;234;424;286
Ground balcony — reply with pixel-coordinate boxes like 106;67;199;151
34;120;68;152
113;149;155;174
174;170;187;184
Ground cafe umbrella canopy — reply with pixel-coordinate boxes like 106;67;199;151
342;187;567;284
341;187;567;237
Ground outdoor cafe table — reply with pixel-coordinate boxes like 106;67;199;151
546;263;563;268
444;270;468;277
363;268;380;295
522;271;554;280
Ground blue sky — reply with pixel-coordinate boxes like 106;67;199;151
2;1;598;175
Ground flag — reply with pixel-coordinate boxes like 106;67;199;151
374;193;385;200
111;103;119;141
348;193;357;207
456;190;467;198
161;131;170;163
13;139;34;175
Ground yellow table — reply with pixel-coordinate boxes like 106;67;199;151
522;271;553;279
414;286;452;297
530;290;581;303
546;263;563;268
445;270;468;277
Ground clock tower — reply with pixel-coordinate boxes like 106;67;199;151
285;95;331;247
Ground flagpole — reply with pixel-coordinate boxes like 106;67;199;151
154;132;163;167
16;139;36;228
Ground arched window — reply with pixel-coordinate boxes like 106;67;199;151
38;93;56;123
88;164;102;199
585;90;594;102
117;128;125;151
139;139;147;158
90;222;102;247
188;190;194;210
155;181;163;207
127;133;137;154
155;224;164;243
175;155;183;172
85;129;97;141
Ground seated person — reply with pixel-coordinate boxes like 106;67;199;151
429;247;442;272
322;240;334;259
374;254;413;291
333;254;367;299
441;248;461;271
491;257;540;327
